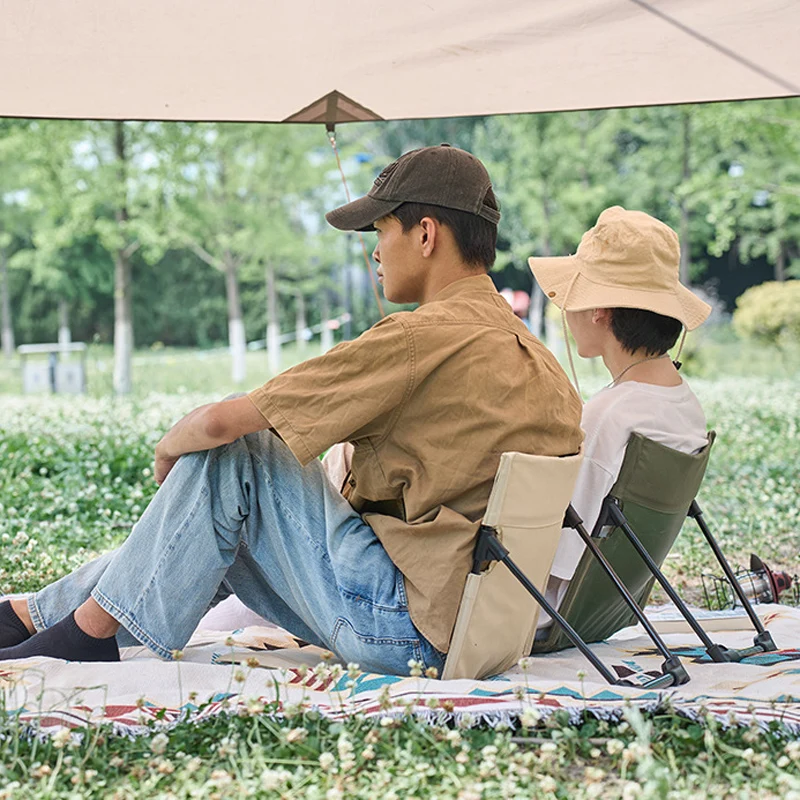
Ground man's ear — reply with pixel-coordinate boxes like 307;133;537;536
418;217;437;257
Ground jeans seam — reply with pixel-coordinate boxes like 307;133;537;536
27;594;46;633
91;587;173;660
331;616;423;650
337;586;407;613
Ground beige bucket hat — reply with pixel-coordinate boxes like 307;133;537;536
528;206;711;330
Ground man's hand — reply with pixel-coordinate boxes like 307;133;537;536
152;396;271;486
154;444;180;486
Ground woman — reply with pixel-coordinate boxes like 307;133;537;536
528;205;711;624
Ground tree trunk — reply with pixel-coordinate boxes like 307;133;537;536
113;121;133;395
531;191;552;341
113;249;133;395
225;258;246;384
295;289;306;353
528;285;546;341
265;262;280;375
0;245;14;360
58;299;71;348
320;291;333;354
775;242;787;281
679;110;692;286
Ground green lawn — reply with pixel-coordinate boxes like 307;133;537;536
1;337;799;798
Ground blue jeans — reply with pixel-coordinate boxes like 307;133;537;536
28;430;444;676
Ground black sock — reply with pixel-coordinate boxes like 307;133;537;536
0;611;120;663
0;600;33;648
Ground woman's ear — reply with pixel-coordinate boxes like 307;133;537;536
592;308;612;327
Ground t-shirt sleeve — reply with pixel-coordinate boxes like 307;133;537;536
248;316;412;465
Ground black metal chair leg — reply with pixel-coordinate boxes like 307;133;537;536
688;501;778;656
603;500;738;662
563;505;689;666
475;527;689;689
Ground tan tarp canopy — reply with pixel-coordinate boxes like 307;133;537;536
1;0;798;123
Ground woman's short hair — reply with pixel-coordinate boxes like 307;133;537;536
610;308;683;355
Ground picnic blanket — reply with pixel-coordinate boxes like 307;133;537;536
1;604;799;736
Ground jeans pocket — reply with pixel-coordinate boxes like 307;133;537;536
330;617;423;676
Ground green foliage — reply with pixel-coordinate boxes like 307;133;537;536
732;280;800;344
0;688;798;796
3;99;800;356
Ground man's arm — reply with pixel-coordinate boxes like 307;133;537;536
154;396;269;485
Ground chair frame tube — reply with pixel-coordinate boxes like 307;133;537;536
562;505;685;664
473;525;689;689
603;498;777;662
688;501;777;656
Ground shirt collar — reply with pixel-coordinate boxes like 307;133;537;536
427;273;497;304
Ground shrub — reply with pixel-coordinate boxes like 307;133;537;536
732;280;800;344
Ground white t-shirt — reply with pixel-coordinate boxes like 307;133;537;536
538;378;708;628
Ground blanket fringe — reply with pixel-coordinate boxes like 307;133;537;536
5;695;800;739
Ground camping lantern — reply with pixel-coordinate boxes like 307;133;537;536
703;554;795;610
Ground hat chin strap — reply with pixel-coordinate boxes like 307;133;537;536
672;327;687;371
560;273;583;402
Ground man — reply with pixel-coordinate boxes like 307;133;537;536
528;206;710;628
0;145;583;675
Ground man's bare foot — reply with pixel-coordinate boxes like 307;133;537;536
74;598;121;639
9;598;35;635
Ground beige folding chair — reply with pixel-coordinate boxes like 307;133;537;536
442;450;583;680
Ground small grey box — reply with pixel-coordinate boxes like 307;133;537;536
55;362;85;394
22;362;52;394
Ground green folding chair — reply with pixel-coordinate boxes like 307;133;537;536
531;432;778;664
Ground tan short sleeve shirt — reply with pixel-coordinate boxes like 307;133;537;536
249;274;584;652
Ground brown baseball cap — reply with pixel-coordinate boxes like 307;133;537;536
326;144;501;232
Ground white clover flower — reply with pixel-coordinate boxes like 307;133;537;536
52;729;72;749
538;775;557;793
584;766;605;782
285;727;308;744
209;769;232;786
318;752;336;772
621;781;642;800
606;738;624;756
149;732;169;755
261;768;291;790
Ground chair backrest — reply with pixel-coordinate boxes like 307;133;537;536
442;449;583;680
533;431;715;654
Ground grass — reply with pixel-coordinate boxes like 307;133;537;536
0;705;798;798
0;340;317;398
1;332;799;797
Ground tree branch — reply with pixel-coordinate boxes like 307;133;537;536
122;240;141;260
185;239;224;271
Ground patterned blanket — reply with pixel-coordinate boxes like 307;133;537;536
1;604;798;735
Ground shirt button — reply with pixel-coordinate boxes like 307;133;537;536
348;477;356;487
